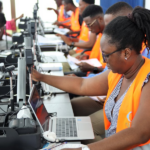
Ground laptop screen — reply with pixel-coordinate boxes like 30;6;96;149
29;85;49;132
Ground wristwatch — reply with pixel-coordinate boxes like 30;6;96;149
70;42;75;49
82;145;90;150
93;67;99;73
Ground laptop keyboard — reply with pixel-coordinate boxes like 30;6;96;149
56;118;78;137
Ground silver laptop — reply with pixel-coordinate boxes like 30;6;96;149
28;85;94;140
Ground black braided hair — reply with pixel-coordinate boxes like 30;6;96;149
103;7;150;54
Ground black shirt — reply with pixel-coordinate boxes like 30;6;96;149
0;13;6;28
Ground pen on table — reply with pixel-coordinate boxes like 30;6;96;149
50;142;67;150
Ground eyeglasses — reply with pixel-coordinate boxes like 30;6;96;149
102;48;125;62
87;19;97;28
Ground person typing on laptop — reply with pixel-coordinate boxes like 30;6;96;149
28;85;94;141
32;7;150;150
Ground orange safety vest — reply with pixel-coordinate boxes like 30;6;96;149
141;42;146;53
89;33;106;68
70;8;81;32
75;21;91;55
58;5;71;26
79;21;89;42
104;57;150;148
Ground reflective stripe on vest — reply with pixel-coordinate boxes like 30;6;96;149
58;5;71;26
70;8;81;32
89;33;106;68
104;57;150;148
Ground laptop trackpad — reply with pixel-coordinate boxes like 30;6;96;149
78;123;94;139
78;123;91;130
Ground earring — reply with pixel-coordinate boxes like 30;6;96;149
125;57;127;60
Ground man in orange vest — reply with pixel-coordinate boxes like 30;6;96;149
64;5;104;77
60;0;83;37
74;5;105;74
59;0;96;56
47;0;71;27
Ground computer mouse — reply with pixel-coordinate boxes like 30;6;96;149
43;131;57;142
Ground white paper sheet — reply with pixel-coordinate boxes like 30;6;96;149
52;144;84;150
37;35;63;45
37;63;63;71
89;96;106;102
54;28;70;35
41;143;84;150
67;55;102;70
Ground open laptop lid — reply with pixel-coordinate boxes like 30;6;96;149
28;84;50;132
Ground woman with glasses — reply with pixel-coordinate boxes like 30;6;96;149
32;7;150;150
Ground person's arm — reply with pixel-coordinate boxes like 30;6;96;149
31;69;110;96
57;23;71;30
47;8;59;15
67;31;80;36
59;35;79;44
74;33;96;49
60;33;96;49
76;62;104;73
62;79;150;150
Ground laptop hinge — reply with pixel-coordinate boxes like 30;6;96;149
48;112;57;117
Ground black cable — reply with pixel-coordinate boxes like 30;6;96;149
0;85;16;99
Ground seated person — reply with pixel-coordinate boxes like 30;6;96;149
59;0;96;57
6;14;24;33
68;3;134;143
65;5;105;75
32;7;150;150
47;0;71;27
60;0;83;37
0;12;6;40
0;1;23;34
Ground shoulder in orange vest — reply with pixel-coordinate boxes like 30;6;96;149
89;33;106;68
104;57;150;148
58;5;71;26
75;21;91;55
70;7;81;32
